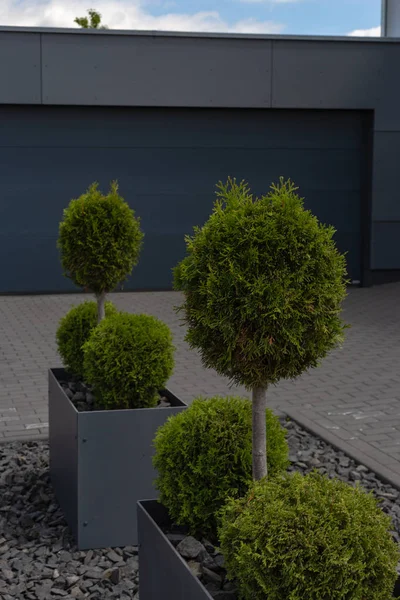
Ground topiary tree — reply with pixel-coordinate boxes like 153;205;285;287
219;471;399;600
154;396;288;537
174;178;347;480
58;181;143;323
83;312;175;409
56;300;117;379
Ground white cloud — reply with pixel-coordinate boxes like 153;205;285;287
348;25;381;37
0;0;285;33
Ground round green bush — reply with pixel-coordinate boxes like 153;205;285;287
83;312;174;409
174;178;347;388
58;181;143;295
219;471;399;600
153;396;289;537
56;301;117;378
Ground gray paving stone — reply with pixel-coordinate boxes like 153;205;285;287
0;285;400;485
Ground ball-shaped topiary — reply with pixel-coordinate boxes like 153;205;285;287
174;178;347;389
56;300;117;378
83;312;174;409
153;396;289;537
219;471;400;600
58;181;143;297
175;177;348;480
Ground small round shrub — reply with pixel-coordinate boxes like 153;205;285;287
219;471;399;600
58;181;143;295
56;301;117;378
153;396;289;537
83;312;174;409
174;178;347;389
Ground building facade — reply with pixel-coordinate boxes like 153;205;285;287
0;26;399;292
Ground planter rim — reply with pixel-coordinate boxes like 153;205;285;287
49;367;186;415
138;499;214;600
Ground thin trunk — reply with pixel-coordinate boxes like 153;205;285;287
96;291;106;324
252;385;268;480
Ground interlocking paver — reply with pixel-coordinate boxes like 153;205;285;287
0;284;400;484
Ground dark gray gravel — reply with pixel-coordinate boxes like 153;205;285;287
0;417;399;599
284;418;400;540
60;379;171;412
0;441;139;599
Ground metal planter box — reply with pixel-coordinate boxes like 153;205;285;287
137;501;400;600
49;368;186;550
138;500;213;600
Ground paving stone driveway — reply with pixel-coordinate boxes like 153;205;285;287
0;284;400;485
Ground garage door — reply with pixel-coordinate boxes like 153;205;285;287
0;106;366;293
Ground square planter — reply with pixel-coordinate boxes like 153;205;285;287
138;500;213;600
137;500;400;600
49;368;186;550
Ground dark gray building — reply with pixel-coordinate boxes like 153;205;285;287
0;24;399;292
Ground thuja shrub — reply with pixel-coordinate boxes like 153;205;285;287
56;301;117;378
174;178;347;389
58;181;143;321
83;312;174;409
219;471;399;600
153;397;288;537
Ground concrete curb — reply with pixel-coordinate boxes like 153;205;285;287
0;433;48;444
285;408;400;491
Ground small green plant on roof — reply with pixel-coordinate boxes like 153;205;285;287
56;300;117;379
58;181;143;324
154;396;289;537
74;8;107;29
83;312;175;409
219;471;400;600
174;177;347;481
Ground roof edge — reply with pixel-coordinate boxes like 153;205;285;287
0;24;398;43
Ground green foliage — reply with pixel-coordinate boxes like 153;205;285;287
58;181;143;295
83;312;174;409
74;8;107;29
174;178;347;389
154;396;289;537
56;301;117;379
219;471;399;600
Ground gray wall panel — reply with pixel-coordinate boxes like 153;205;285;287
370;42;400;130
271;38;400;131
0;32;41;104
42;34;272;108
371;222;400;269
272;39;381;109
372;132;400;221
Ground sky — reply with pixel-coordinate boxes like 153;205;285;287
0;0;382;36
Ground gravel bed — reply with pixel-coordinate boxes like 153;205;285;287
0;442;139;600
0;418;399;599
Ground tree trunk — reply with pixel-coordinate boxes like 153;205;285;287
96;291;106;324
252;386;268;480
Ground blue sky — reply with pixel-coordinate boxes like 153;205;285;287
0;0;382;36
149;0;381;36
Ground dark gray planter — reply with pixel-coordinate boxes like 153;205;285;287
138;500;213;600
49;368;186;550
137;500;400;600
